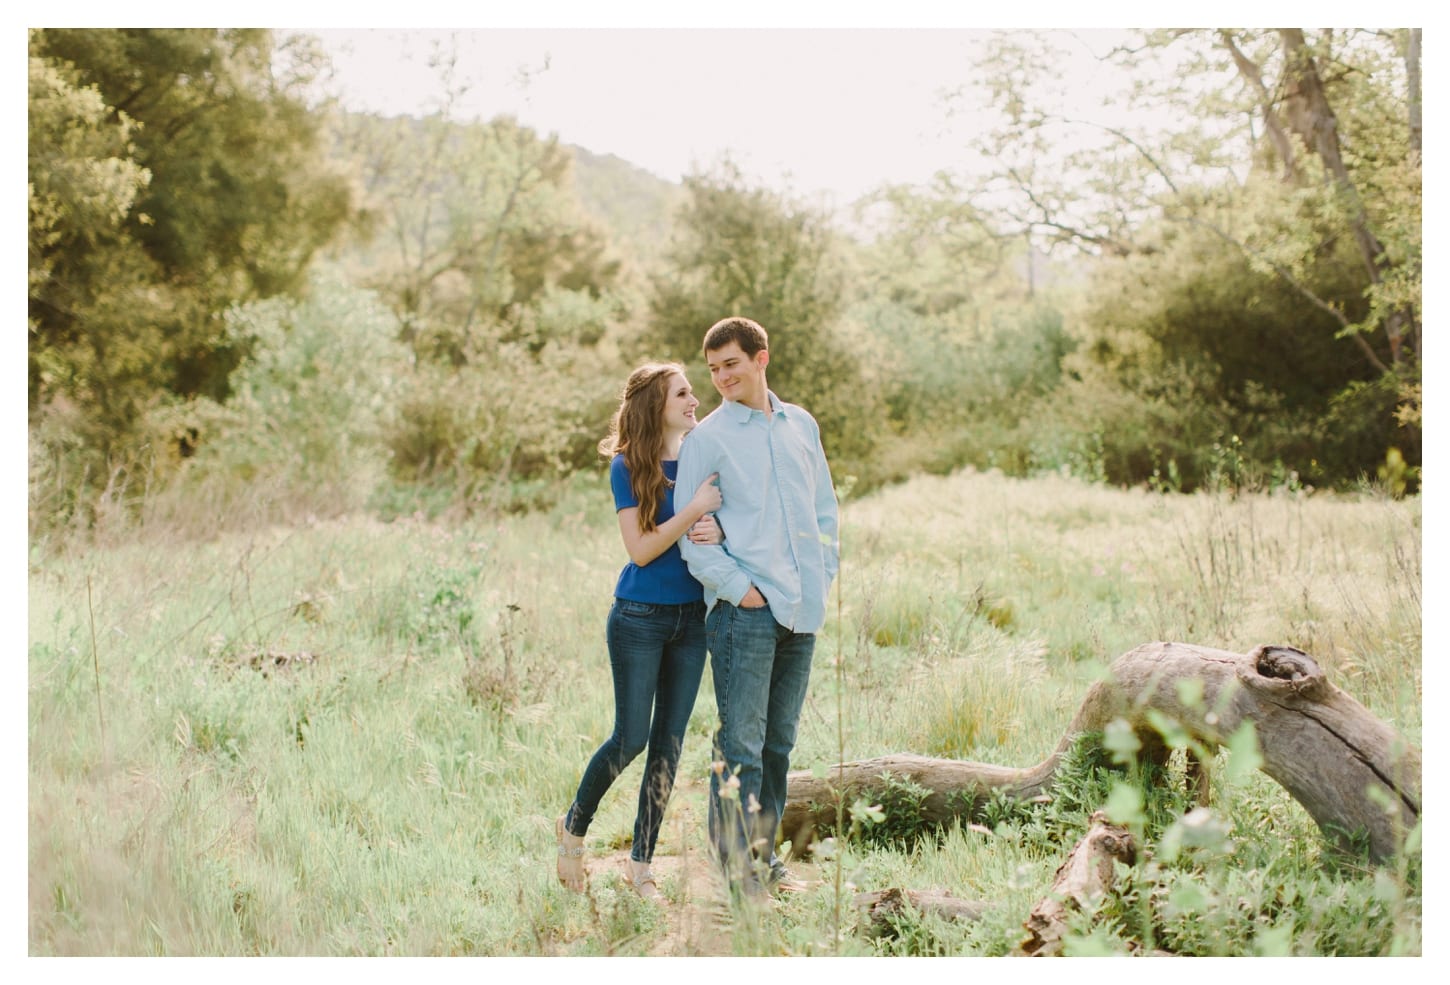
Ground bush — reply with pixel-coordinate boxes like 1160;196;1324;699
1036;193;1415;492
843;298;1073;485
152;272;407;526
382;336;621;512
29;270;410;537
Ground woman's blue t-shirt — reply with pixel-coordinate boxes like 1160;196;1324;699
611;455;704;605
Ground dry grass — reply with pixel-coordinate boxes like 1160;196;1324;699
28;467;1421;955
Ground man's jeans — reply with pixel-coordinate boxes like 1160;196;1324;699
565;598;707;863
704;600;815;888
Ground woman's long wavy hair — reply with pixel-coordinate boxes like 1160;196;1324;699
598;362;685;534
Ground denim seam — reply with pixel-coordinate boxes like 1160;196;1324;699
714;605;732;714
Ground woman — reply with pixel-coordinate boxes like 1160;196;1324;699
556;362;723;902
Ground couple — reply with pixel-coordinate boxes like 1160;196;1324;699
556;316;840;902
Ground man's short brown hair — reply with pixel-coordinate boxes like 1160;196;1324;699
703;317;768;358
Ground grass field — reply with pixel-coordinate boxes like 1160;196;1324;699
28;468;1422;956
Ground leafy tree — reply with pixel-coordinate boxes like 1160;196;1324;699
828;183;1078;481
326;39;624;367
28;38;157;453
1213;28;1420;369
1050;194;1405;489
29;28;353;466
136;271;413;530
850;181;1031;315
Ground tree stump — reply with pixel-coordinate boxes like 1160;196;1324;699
783;642;1420;862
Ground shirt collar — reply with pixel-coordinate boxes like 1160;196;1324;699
722;391;785;423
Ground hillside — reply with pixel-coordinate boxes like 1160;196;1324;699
567;144;685;268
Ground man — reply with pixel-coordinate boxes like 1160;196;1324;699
674;316;840;896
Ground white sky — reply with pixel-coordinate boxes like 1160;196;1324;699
291;4;1428;205
302;25;1131;204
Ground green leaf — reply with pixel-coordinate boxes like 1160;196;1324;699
1404;819;1423;856
1104;781;1144;827
1174;676;1206;711
851;798;886;825
1159;806;1232;863
1102;718;1141;766
1223;721;1264;785
1252;923;1294;957
1145;708;1193;751
1062;928;1127;956
1167;880;1209;915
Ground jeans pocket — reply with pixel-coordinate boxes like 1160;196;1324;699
616;599;657;618
705;603;723;653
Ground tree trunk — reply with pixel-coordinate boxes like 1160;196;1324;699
1406;29;1422;156
1218;30;1301;182
1278;28;1411;364
783;642;1420;863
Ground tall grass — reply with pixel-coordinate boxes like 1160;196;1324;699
28;468;1421;955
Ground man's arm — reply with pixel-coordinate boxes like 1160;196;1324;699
812;422;841;584
676;431;754;604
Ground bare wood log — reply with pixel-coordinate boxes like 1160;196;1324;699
853;887;988;939
1016;811;1138;956
783;642;1420;862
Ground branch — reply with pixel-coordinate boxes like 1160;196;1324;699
1006;109;1393;373
1175;213;1391;374
1003;165;1140;257
1218;29;1301;181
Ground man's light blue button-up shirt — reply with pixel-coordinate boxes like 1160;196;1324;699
675;391;840;635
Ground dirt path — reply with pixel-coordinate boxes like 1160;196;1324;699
559;778;830;956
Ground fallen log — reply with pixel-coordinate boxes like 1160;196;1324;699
851;813;1136;951
1015;811;1137;956
783;642;1420;862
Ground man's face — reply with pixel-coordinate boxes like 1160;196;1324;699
706;340;769;409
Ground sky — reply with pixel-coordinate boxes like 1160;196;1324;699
306;27;1085;204
302;25;1135;205
289;4;1430;205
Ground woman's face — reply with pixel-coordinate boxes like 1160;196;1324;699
660;372;700;434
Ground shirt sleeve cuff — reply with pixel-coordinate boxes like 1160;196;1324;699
722;572;754;606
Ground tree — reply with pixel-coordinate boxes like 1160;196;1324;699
1218;28;1420;369
28;38;158;452
29;28;353;465
325;35;623;367
319;42;633;493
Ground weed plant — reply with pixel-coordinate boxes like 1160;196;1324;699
29;468;1421;955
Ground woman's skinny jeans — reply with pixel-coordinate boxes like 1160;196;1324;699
564;598;706;863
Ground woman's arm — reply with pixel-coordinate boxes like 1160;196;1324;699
617;473;720;567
